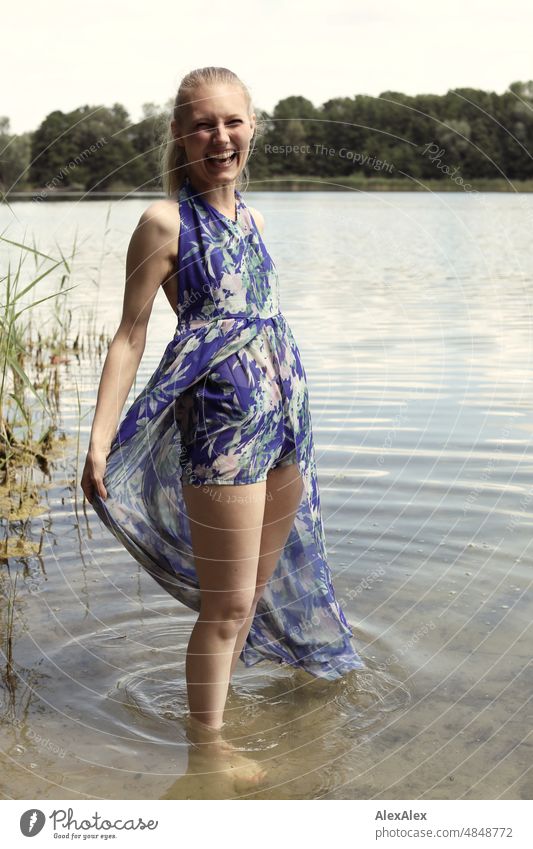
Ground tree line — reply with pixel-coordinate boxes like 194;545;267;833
1;81;532;193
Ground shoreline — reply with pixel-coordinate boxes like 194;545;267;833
3;177;533;200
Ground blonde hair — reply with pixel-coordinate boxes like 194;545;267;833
160;66;258;197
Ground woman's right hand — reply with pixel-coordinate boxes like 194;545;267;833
81;447;109;504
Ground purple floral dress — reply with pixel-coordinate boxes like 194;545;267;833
91;174;365;680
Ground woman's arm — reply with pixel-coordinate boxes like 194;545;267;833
82;201;179;501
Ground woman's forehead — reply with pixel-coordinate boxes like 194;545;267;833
185;86;247;118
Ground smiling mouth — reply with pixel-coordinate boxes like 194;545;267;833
205;150;238;167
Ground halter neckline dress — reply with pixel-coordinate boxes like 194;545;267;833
91;174;365;680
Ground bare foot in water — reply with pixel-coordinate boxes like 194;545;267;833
186;715;267;791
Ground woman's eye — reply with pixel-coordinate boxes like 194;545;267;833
195;120;242;130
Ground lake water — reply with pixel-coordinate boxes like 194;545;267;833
0;190;531;800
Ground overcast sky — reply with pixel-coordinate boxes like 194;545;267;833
4;0;532;134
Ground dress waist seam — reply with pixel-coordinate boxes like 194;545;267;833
177;312;283;332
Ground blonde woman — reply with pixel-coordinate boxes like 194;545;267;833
82;66;365;788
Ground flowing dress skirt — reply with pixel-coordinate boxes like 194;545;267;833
91;311;366;680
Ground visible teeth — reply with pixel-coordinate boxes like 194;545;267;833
209;151;236;161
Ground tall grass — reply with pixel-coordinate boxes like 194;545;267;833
0;235;82;562
0;235;78;461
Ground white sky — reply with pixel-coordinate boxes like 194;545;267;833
4;0;532;134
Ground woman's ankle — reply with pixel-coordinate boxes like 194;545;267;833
186;712;226;744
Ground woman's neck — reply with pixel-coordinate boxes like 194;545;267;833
185;173;237;219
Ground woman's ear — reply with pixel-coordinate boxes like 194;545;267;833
170;119;183;145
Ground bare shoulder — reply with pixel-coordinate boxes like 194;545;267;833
138;198;180;234
246;204;265;235
133;198;180;265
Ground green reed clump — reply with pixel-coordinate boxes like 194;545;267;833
0;235;85;562
1;225;114;556
0;235;79;476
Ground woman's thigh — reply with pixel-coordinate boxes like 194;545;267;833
182;480;267;615
256;462;304;588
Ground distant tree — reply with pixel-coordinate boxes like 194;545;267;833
0;117;32;192
498;82;533;179
267;96;319;176
443;88;501;177
131;102;167;189
30;104;147;191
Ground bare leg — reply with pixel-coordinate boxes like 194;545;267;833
182;479;270;788
228;462;304;681
182;479;266;730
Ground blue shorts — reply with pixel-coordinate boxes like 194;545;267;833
174;340;297;486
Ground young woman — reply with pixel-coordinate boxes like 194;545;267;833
82;66;365;787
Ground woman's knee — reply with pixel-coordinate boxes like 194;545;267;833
199;596;255;639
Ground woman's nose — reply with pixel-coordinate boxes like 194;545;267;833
212;122;230;143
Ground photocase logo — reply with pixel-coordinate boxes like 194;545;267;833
20;809;46;836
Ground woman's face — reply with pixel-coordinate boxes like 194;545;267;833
172;82;256;187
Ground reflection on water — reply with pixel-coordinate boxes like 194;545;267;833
0;191;531;800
